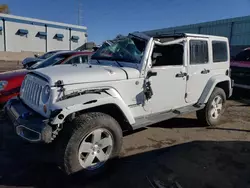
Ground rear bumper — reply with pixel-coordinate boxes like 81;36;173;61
5;98;53;143
230;79;234;97
234;83;250;89
231;75;250;89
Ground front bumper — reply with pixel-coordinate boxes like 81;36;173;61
5;98;53;143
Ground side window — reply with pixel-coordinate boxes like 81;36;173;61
212;41;228;62
152;44;184;67
80;55;89;64
190;40;208;65
65;56;81;64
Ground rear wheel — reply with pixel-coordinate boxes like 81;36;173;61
196;87;226;126
56;112;123;176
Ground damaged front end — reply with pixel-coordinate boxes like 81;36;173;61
5;98;62;143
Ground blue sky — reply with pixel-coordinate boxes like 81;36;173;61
5;0;250;44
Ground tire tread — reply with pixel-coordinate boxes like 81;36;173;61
56;112;123;175
196;87;226;127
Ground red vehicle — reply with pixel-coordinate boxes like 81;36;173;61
230;48;250;89
0;51;93;104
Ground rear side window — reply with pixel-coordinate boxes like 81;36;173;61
212;41;228;62
190;40;208;65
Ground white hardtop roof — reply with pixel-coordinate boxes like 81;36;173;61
138;31;228;41
184;33;228;39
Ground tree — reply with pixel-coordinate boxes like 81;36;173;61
0;4;10;14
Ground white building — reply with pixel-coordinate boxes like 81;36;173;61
0;13;87;52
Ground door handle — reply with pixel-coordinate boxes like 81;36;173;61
147;71;157;78
201;69;210;74
175;72;187;78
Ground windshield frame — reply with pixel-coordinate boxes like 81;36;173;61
90;33;153;76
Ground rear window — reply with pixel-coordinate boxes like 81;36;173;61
212;41;228;63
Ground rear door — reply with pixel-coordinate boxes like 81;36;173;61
186;38;212;103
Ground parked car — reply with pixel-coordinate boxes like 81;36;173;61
22;50;66;68
230;48;250;89
5;32;232;176
0;51;93;104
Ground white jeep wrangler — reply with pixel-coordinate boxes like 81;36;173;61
5;32;233;175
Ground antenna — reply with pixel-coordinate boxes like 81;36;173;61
78;0;83;25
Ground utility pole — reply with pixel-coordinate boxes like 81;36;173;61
78;0;83;25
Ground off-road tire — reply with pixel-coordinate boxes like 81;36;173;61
196;87;226;127
55;112;123;176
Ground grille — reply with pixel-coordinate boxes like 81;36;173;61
21;75;44;106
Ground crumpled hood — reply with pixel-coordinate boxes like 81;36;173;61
33;64;140;86
0;69;28;80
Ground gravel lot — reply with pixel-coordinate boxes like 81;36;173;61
0;90;250;188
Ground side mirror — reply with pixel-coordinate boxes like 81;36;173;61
147;71;157;78
151;56;157;62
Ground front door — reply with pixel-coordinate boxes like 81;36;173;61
143;41;187;114
186;38;212;103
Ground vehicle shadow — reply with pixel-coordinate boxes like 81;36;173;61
149;117;201;129
1;137;250;188
123;117;201;137
207;127;250;133
230;88;250;105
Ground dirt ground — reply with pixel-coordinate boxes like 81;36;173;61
0;89;250;188
0;52;40;72
0;60;22;73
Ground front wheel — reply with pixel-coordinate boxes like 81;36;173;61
196;87;226;127
56;112;123;176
